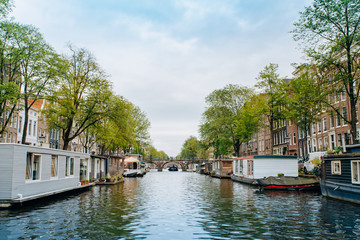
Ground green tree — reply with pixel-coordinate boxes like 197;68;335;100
256;63;287;154
146;145;168;161
131;105;151;152
179;136;201;160
293;0;360;143
286;65;322;157
200;84;253;157
45;45;112;150
14;24;59;144
0;21;22;135
0;0;13;20
235;94;266;146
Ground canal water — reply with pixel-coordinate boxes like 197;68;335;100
1;171;360;239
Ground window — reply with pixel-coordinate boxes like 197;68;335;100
28;120;32;135
341;87;346;101
331;161;341;175
80;158;88;181
319;138;323;151
51;155;58;178
313;139;317;152
26;153;41;181
335;88;340;102
351;161;360;184
330;112;335;128
65;157;75;176
293;133;296;144
336;112;341;127
247;160;253;175
337;134;342;147
330;134;335;149
328;93;333;104
18;116;22;133
323;117;327;132
342;106;347;125
318;121;321;133
239;160;243;175
324;137;329;149
235;160;238;173
33;121;36;136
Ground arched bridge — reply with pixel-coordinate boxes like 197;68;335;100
151;159;207;171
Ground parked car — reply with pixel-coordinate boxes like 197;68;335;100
303;151;326;174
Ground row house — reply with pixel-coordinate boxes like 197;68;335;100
304;89;356;155
238;79;359;160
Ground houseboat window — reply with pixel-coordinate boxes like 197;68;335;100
70;157;74;175
33;155;40;180
80;159;88;181
331;161;341;175
26;153;41;181
51;155;58;178
235;160;238;173
239;160;243;175
26;153;32;180
65;157;75;176
247;160;253;175
352;161;360;184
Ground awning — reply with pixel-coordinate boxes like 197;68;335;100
124;157;140;163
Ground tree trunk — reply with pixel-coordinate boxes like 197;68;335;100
349;85;358;144
62;118;74;150
21;101;29;144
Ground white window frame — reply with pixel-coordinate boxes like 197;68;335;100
50;155;58;179
239;160;243;175
331;160;341;175
65;156;75;177
247;160;253;176
26;153;41;182
351;160;360;184
342;106;348;126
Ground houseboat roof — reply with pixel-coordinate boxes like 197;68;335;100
233;155;298;160
124;157;140;163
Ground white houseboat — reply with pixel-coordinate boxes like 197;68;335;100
231;155;298;185
123;154;145;177
0;143;94;208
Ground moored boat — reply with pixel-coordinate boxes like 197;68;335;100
320;147;360;204
257;176;320;191
232;155;299;185
168;165;178;171
123;155;145;177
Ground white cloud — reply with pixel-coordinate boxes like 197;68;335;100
10;0;309;157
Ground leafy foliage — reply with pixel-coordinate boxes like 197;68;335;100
200;84;253;157
293;0;360;142
44;45;112;150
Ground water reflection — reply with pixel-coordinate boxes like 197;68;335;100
1;172;360;239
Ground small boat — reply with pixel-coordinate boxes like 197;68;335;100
168;165;178;171
257;176;320;191
123;156;145;177
123;171;140;177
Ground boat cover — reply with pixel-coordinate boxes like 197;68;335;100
124;157;139;163
258;176;319;186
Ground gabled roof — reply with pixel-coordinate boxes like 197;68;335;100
28;99;44;110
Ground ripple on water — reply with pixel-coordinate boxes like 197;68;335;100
1;172;360;239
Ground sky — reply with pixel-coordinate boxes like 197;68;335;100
11;0;312;157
